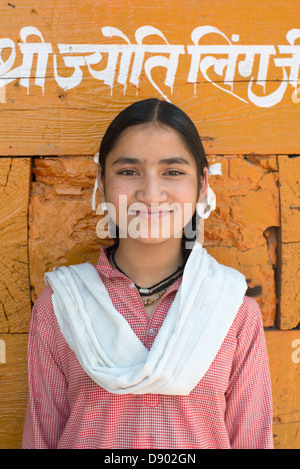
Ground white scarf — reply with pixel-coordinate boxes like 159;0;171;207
44;243;247;396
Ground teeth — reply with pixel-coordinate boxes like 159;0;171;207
128;211;171;215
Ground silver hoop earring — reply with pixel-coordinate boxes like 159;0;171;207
92;152;100;211
92;178;98;211
196;186;216;220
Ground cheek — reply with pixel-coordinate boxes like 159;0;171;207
174;179;198;202
104;176;133;202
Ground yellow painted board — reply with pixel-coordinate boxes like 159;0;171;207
0;1;299;155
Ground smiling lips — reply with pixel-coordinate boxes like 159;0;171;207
128;208;173;220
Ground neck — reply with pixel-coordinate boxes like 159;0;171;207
113;238;184;288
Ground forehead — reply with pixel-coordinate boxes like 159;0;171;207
106;123;196;166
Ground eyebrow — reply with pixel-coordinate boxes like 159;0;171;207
112;157;140;166
159;157;190;165
112;156;191;166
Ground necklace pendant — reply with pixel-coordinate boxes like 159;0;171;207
139;287;150;294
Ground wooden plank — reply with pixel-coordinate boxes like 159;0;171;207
277;156;300;330
0;334;28;449
0;158;31;333
265;329;300;449
0;0;300;155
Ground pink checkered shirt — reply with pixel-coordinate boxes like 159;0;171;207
22;247;273;449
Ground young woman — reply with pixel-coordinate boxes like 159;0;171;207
22;98;273;449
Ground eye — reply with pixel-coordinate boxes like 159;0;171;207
117;169;138;176
164;170;185;176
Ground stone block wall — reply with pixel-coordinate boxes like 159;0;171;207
0;154;299;448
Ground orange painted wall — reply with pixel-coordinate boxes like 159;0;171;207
0;0;299;449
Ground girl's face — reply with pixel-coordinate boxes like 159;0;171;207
97;123;208;245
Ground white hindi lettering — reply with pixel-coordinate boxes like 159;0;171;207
274;29;300;103
0;25;299;107
187;25;289;107
0;26;52;95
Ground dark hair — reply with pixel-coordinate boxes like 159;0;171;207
98;98;208;197
98;98;261;298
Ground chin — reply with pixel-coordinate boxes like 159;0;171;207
129;231;183;246
118;218;184;245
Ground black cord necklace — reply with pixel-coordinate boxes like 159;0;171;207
111;250;185;296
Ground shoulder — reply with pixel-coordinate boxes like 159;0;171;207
232;296;264;339
31;284;56;325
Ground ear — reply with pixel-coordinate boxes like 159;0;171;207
197;167;209;203
96;166;105;198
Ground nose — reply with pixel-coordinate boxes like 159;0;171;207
135;172;167;205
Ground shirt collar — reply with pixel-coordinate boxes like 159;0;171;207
95;246;124;279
